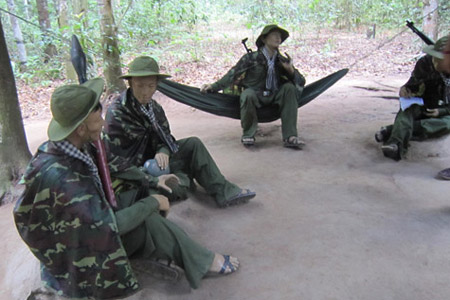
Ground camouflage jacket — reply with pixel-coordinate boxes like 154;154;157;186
403;55;450;112
13;141;140;300
211;49;306;94
103;89;175;169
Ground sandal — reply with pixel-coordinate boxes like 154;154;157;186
437;168;450;180
219;189;256;208
241;136;255;146
283;136;305;149
219;255;237;274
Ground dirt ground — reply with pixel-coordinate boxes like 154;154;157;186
2;74;450;300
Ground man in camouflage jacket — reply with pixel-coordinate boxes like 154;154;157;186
103;56;255;208
13;79;240;299
375;36;450;161
201;24;306;148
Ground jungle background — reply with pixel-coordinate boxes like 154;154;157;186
0;0;448;202
2;2;450;299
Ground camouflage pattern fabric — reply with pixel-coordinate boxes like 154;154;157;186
103;89;174;168
403;55;450;111
210;50;306;95
13;141;139;300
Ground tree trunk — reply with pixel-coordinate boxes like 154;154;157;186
73;0;89;29
57;0;77;82
422;0;439;41
36;0;57;61
0;18;32;204
23;0;31;19
97;0;126;94
6;0;27;66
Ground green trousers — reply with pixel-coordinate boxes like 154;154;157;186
169;137;241;206
240;83;298;140
121;212;214;289
384;105;450;158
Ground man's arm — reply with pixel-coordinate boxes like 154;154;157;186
201;53;255;93
400;56;432;97
115;194;170;235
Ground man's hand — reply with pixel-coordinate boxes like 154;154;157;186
155;152;169;170
424;108;439;117
280;53;294;74
399;86;412;98
157;174;180;193
153;194;170;216
200;84;213;94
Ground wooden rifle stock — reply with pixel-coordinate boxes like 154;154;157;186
70;35;117;208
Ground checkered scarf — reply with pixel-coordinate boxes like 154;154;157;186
140;102;179;153
55;140;105;198
262;46;279;92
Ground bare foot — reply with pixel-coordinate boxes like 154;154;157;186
208;253;239;274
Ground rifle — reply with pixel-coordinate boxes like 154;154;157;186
241;37;291;63
406;20;434;45
70;35;118;209
241;38;252;53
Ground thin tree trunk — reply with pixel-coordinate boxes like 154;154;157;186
57;0;77;82
422;0;439;41
97;0;126;94
0;18;32;204
73;0;89;29
23;0;30;19
36;0;57;62
6;0;27;66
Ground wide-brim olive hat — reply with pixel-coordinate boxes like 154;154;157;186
48;78;104;141
423;35;449;60
119;56;171;79
256;24;289;48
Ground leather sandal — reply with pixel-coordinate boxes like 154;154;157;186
283;136;305;149
241;136;255;146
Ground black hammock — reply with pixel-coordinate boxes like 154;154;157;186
157;68;348;123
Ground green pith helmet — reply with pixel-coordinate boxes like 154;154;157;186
423;36;449;60
256;24;290;48
47;78;104;141
119;56;171;79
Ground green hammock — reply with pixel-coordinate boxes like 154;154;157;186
157;68;348;123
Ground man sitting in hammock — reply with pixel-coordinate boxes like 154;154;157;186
201;24;306;148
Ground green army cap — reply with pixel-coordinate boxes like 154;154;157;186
48;78;104;141
120;56;171;79
423;35;449;60
256;24;289;48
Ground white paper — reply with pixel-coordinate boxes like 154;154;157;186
399;97;424;111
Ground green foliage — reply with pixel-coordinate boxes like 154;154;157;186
1;0;448;86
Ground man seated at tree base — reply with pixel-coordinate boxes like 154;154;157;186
13;79;240;299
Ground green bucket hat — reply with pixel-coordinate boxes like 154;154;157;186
256;24;289;48
47;78;104;141
119;56;171;79
423;35;449;60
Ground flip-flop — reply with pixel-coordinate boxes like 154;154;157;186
437;168;450;180
220;189;256;208
284;136;305;149
241;137;255;146
219;255;237;274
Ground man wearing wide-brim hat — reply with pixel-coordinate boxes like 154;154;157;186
374;35;450;161
103;56;255;207
201;24;306;149
13;79;242;299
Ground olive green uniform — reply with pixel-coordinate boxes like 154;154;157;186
383;55;450;159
